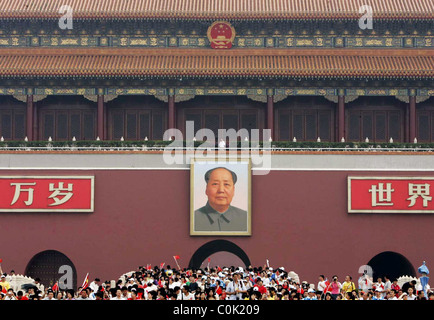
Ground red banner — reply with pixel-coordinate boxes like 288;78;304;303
348;177;434;213
0;176;94;212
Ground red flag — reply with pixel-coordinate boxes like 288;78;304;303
173;255;181;270
160;263;165;269
216;285;222;295
325;280;332;292
81;273;89;291
146;264;152;271
52;282;59;292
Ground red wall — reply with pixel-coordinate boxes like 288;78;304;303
1;169;432;285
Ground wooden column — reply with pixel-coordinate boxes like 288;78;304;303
97;95;104;140
404;102;410;143
409;95;416;142
26;95;33;141
267;94;274;140
338;95;345;142
168;94;175;129
33;100;38;141
103;99;108;140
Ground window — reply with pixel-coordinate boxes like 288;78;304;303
0;110;26;140
278;109;333;141
109;110;166;140
40;110;96;141
346;110;402;142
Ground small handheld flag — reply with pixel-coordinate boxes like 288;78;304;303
173;255;181;270
79;273;89;292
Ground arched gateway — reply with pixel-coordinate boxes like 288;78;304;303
25;250;77;291
188;240;251;269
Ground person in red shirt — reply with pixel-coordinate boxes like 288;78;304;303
295;283;304;296
253;279;267;295
219;288;227;300
128;289;138;300
16;291;29;300
391;279;401;298
215;281;223;296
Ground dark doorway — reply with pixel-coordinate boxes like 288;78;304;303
367;251;416;281
189;240;251;269
25;250;77;291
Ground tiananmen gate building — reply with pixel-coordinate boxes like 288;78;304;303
0;0;433;290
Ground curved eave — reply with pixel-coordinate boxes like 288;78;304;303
0;48;432;80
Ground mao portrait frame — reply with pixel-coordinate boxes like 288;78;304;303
190;157;252;236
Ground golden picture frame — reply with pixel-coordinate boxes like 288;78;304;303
190;158;251;236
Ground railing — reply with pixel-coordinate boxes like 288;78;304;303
0;146;432;152
0;140;433;152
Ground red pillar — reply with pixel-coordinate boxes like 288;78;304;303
168;94;175;129
103;99;108;140
97;95;104;140
267;94;274;140
409;95;416;142
405;103;409;143
338;95;345;142
33;100;38;141
26;95;33;141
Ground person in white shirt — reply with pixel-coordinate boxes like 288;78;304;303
383;276;392;293
34;278;45;294
303;288;318;300
110;289;127;300
226;272;247;300
76;289;91;300
358;273;373;293
407;287;417;300
374;277;386;299
174;286;183;300
124;278;133;288
386;290;398;300
89;278;100;294
42;290;56;300
180;286;195;300
170;278;182;290
121;286;130;299
262;274;271;287
144;282;158;299
317;275;327;293
4;289;17;300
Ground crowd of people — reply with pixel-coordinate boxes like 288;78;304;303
1;264;433;300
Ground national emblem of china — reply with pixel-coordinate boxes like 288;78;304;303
207;21;236;49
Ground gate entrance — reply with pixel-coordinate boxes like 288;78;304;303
25;250;77;291
189;240;251;269
367;251;416;280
